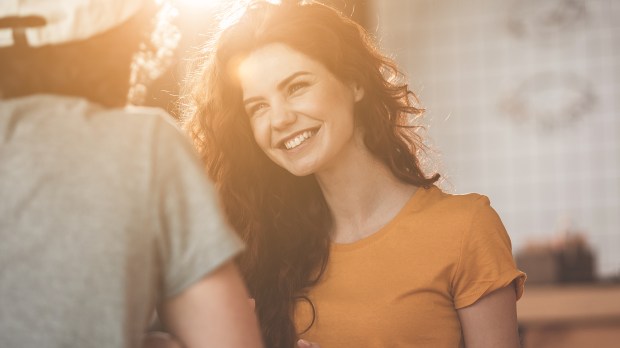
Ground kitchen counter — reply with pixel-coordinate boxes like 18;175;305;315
517;284;620;348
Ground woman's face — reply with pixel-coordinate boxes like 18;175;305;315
238;43;364;176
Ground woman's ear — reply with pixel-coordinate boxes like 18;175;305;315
350;81;365;102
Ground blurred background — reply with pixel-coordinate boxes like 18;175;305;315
146;0;620;346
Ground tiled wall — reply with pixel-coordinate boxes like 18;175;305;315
373;0;620;278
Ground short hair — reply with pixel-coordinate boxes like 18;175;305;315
0;1;177;107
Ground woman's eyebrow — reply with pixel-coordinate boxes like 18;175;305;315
276;71;311;92
243;71;311;106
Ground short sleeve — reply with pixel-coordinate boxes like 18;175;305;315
451;196;526;309
152;116;244;298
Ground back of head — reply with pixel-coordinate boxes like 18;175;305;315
0;0;171;107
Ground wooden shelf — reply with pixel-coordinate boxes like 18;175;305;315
518;284;620;326
517;284;620;348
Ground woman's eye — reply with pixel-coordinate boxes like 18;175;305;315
288;81;309;95
247;103;268;118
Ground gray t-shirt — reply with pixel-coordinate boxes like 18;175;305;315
0;95;243;348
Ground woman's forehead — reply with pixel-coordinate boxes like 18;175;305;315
237;43;326;88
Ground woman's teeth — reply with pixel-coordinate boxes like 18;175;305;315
284;130;314;150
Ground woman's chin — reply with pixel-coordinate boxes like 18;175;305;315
281;162;318;177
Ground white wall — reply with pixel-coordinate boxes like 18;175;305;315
373;0;620;278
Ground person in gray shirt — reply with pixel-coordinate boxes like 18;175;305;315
0;1;263;347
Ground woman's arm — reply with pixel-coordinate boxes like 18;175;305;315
457;283;520;348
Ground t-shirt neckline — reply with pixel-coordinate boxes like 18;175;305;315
331;185;432;252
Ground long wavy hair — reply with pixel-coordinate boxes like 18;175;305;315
182;1;439;347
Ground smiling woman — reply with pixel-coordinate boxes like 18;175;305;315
238;43;364;176
181;1;525;348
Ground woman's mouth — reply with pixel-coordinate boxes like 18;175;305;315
282;128;319;150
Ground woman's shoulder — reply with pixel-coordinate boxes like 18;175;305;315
414;185;491;216
395;186;507;254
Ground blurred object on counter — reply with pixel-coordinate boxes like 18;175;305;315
515;244;559;284
555;234;596;283
516;222;596;285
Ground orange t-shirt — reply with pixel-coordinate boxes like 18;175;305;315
295;186;526;348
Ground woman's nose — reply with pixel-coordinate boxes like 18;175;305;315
270;102;297;130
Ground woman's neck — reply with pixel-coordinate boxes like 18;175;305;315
315;139;418;244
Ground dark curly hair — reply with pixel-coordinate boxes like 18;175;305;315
182;1;439;347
